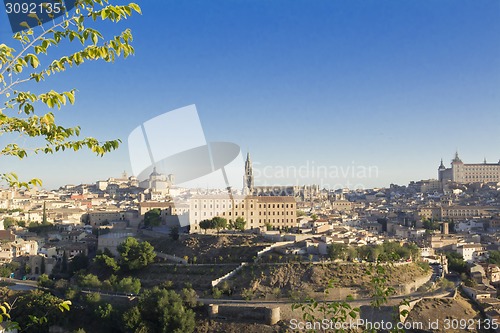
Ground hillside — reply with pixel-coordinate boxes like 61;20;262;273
226;262;430;300
146;234;270;264
405;295;486;333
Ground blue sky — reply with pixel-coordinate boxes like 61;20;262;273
1;0;500;190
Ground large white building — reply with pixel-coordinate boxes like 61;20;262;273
139;167;174;194
439;152;500;184
457;244;486;263
189;195;297;233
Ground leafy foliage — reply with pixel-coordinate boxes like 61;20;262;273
9;290;71;332
327;243;348;261
0;262;20;277
180;287;198;308
422;218;440;231
292;279;359;332
198;217;229;234
144;208;162;227
199;219;213;234
296;210;306;217
124;287;196;333
0;0;141;188
38;273;54;288
76;272;141;294
93;253;119;273
365;263;396;308
233;217;246;232
0;301;12;325
68;253;89;276
446;251;467;274
1;216;17;228
324;242;421;263
416;261;431;272
76;272;102;289
488;250;500;265
117;237;156;271
353;242;419;262
212;216;227;235
115;276;141;294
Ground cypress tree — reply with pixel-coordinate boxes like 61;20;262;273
42;202;47;225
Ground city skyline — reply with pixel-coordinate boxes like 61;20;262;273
1;0;499;189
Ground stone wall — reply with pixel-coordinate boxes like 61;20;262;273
208;304;280;325
255;241;293;261
155;252;187;264
394;272;433;295
212;262;248;287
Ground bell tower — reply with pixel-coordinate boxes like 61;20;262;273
451;151;464;182
243;152;254;195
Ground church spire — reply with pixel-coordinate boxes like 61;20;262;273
452;151;462;163
243;152;254;195
438;158;445;170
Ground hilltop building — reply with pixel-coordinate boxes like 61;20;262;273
243;152;321;200
189;195;297;233
96;171;139;191
139;167;174;196
439;152;500;184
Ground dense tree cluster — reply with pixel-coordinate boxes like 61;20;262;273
327;242;419;262
144;208;162;228
422;218;441;231
446;252;467;274
488;250;500;266
94;251;120;273
117;237;156;271
9;290;70;333
199;217;229;234
123;287;196;333
0;262;19;277
230;217;246;231
76;272;141;295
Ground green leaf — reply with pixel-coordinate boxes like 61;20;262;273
27;13;39;20
64;91;76;104
129;3;142;14
26;54;40;68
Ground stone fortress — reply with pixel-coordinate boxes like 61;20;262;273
438;152;500;184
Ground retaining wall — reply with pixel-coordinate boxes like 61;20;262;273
208;304;280;325
212;262;248;287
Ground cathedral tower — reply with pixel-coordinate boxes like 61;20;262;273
243;152;254;195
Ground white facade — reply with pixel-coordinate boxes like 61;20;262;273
457;244;486;262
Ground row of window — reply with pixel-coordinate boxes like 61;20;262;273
463;175;499;179
194;203;294;209
464;166;500;170
445;212;480;217
192;218;294;228
194;210;293;217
